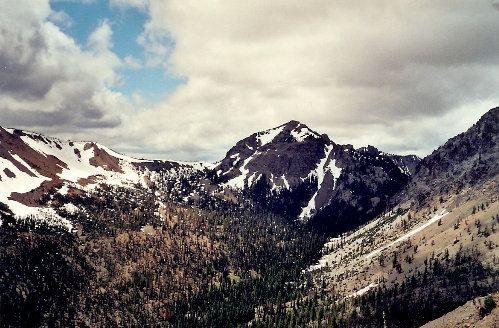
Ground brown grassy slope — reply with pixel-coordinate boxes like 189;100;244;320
420;292;499;328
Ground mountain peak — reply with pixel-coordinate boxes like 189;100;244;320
283;119;301;129
280;120;324;143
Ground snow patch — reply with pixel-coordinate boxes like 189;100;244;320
269;173;277;191
59;185;69;195
345;283;379;299
298;145;334;220
8;205;74;231
247;172;257;187
365;210;449;259
290;127;320;142
10;153;36;176
0;156;50;221
95;143;148;163
308;256;332;271
230;153;241;166
326;158;342;190
281;174;290;189
223;154;254;189
307;236;343;271
256;126;285;147
62;203;79;215
174;161;215;171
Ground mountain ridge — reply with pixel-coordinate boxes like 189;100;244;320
213;120;419;225
2;107;495;234
0;118;420;229
0;126;211;227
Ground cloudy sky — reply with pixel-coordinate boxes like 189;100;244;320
1;0;498;161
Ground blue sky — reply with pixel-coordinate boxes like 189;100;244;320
50;0;184;101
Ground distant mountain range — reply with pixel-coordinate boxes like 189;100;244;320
1;107;497;236
0;117;421;233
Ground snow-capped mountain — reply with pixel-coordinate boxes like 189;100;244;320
0;119;420;232
0;127;210;227
214;120;419;227
216;120;331;191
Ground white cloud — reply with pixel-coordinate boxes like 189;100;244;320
109;0;150;12
48;10;72;28
118;0;499;160
0;0;131;135
3;0;499;162
51;0;95;3
136;19;175;69
87;19;113;53
124;55;142;69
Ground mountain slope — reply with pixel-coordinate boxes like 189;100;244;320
0;120;420;236
0;127;210;227
396;106;498;209
215;120;330;191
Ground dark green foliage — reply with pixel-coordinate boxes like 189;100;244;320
172;222;324;327
245;175;317;219
254;247;498;328
2;179;498;328
479;295;496;317
3;185;497;328
0;227;91;327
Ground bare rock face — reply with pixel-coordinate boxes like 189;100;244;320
310;143;412;234
84;143;123;173
386;154;420;176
